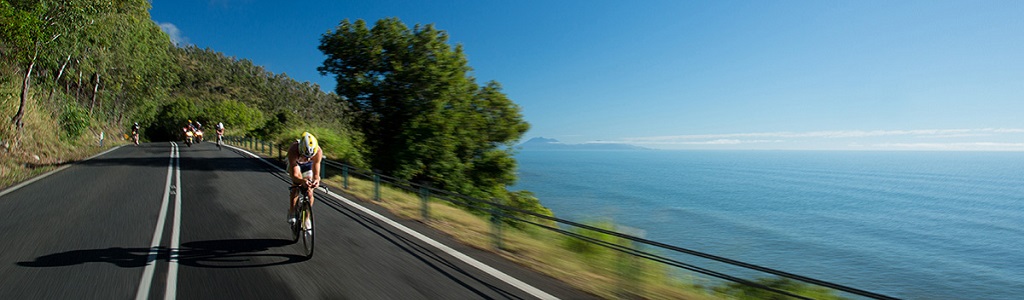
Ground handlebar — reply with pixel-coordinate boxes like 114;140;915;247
290;185;329;194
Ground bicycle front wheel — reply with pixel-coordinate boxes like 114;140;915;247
299;201;314;258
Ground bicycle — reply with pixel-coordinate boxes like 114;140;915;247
290;185;326;258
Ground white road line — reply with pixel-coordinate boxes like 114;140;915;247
136;142;177;300
165;143;182;300
225;144;560;300
0;145;122;198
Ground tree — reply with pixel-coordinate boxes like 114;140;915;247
318;18;530;201
0;0;109;142
202;99;264;135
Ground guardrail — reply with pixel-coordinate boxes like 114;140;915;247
222;136;897;300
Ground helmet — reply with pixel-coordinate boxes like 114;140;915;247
217;122;224;129
299;132;319;158
134;122;138;126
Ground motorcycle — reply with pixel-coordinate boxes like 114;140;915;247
195;129;204;143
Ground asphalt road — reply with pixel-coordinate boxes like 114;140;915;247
0;141;596;299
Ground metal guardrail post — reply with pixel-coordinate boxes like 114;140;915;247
342;165;349;189
373;170;381;201
616;226;645;299
419;184;430;221
490;198;503;250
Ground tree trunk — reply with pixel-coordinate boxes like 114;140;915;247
89;73;100;116
48;53;72;103
11;56;36;130
76;67;83;99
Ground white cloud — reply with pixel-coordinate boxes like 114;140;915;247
616;128;1024;151
626;128;1024;142
869;142;1024;151
157;22;189;46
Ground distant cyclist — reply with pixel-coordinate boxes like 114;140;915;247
215;122;225;146
131;122;140;145
286;132;323;225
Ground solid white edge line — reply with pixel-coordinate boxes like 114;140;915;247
136;142;176;300
223;143;560;300
0;145;123;198
165;143;182;300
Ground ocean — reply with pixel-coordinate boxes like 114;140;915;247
511;150;1024;299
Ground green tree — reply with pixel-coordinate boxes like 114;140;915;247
318;18;531;204
202;99;264;135
148;97;199;141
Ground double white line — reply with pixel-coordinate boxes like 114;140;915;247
136;142;182;300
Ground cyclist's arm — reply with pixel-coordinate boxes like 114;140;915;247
286;144;305;186
310;148;323;188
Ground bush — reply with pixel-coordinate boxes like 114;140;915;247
563;220;619;255
59;103;90;141
714;277;847;300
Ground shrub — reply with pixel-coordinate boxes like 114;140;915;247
59;103;90;141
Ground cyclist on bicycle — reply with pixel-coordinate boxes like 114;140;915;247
287;132;323;225
131;122;140;145
215;122;225;144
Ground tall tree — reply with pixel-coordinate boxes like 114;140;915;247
319;18;529;199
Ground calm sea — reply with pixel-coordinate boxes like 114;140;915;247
512;150;1024;299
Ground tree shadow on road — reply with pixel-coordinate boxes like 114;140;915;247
16;238;307;269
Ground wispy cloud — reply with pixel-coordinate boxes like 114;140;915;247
626;128;1024;142
157;22;189;46
620;139;783;145
868;142;1024;151
614;128;1024;151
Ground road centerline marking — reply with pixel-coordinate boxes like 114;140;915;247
165;142;182;300
136;142;177;300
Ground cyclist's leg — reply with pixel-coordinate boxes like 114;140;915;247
288;188;300;223
302;170;314;206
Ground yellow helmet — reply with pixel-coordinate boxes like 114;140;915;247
299;132;319;158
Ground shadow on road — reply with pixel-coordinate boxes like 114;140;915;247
16;238;307;269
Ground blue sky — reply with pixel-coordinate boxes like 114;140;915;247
150;1;1024;151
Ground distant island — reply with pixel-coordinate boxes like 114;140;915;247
518;137;651;151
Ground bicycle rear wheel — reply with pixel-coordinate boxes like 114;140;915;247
299;200;314;258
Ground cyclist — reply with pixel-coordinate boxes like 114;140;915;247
215;122;225;146
131;122;140;145
286;132;323;225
